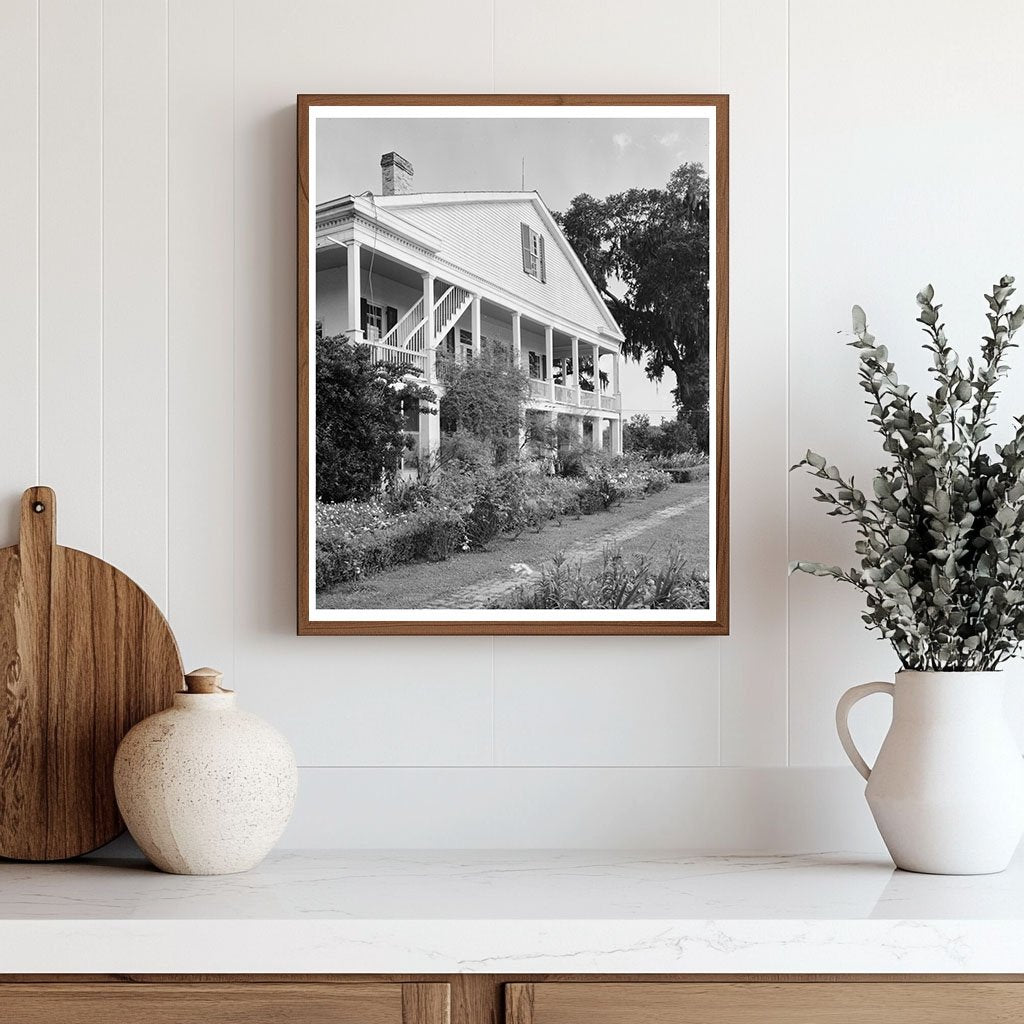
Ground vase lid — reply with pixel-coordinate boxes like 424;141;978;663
182;667;235;695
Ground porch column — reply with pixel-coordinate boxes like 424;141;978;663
571;335;581;405
612;417;622;455
593;415;604;451
545;325;555;400
592;342;602;399
421;272;435;383
471;293;482;357
576;415;585;440
511;311;522;369
421;407;441;467
421;272;434;346
346;241;362;340
612;350;620;398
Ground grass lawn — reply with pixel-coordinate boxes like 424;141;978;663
317;479;710;610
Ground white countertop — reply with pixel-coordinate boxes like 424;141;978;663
3;849;1024;974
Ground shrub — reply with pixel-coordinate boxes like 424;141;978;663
438;429;494;472
491;545;710;610
464;493;502;549
316;336;436;503
646;450;706;472
439;341;530;465
624;413;707;458
316;505;466;590
578;468;622;513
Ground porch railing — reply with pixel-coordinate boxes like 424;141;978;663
380;297;425;351
528;378;548;400
433;284;471;336
599;393;621;412
362;339;428;377
553;384;574;405
579;390;598;409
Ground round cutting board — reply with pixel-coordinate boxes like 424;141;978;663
0;486;183;861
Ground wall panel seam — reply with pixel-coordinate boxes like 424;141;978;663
35;0;40;484
164;0;170;613
784;0;792;767
231;0;238;686
100;0;105;558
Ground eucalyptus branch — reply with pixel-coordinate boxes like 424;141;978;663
792;279;1024;671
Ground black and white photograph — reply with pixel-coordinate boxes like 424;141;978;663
299;97;728;634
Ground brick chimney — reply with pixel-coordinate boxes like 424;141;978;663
380;152;414;196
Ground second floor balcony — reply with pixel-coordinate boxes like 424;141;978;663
527;377;622;414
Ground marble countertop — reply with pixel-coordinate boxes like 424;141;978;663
3;849;1024;974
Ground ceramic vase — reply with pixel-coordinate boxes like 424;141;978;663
114;667;297;875
837;670;1024;875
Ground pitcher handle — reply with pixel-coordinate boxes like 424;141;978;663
836;681;895;780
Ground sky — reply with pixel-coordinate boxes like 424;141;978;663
316;113;710;422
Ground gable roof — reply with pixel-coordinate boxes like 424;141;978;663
374;191;624;341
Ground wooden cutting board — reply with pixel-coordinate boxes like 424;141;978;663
0;486;183;861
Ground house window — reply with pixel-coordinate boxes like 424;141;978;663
528;350;548;381
364;302;384;340
520;223;546;282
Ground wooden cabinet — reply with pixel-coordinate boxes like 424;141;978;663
505;981;1024;1024
0;982;449;1024
6;976;1024;1023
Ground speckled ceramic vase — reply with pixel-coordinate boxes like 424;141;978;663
113;668;297;875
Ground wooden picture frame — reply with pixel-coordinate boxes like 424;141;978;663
298;94;728;635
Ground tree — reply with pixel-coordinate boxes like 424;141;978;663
623;413;655;453
439;340;531;465
623;412;701;458
554;163;710;448
316;336;436;502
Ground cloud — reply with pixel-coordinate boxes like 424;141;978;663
611;132;632;154
658;131;681;147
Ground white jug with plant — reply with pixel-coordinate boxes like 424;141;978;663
793;278;1024;874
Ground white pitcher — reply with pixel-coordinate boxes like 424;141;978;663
837;670;1024;874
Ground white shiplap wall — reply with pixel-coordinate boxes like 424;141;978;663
2;0;1020;851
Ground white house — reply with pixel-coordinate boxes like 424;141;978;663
315;151;627;468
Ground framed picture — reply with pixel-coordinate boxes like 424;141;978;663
298;94;728;635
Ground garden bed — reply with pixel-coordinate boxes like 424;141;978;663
315;459;674;592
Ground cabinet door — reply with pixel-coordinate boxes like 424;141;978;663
0;982;449;1024
506;981;1023;1023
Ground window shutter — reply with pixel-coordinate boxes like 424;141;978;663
386;306;398;333
538;234;546;282
521;222;531;273
360;297;368;332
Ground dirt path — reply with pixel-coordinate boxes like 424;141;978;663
318;480;709;611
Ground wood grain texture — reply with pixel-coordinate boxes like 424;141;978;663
403;982;452;1024
0;983;410;1024
451;975;501;1024
504;981;1024;1024
296;94;729;636
0;487;183;861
